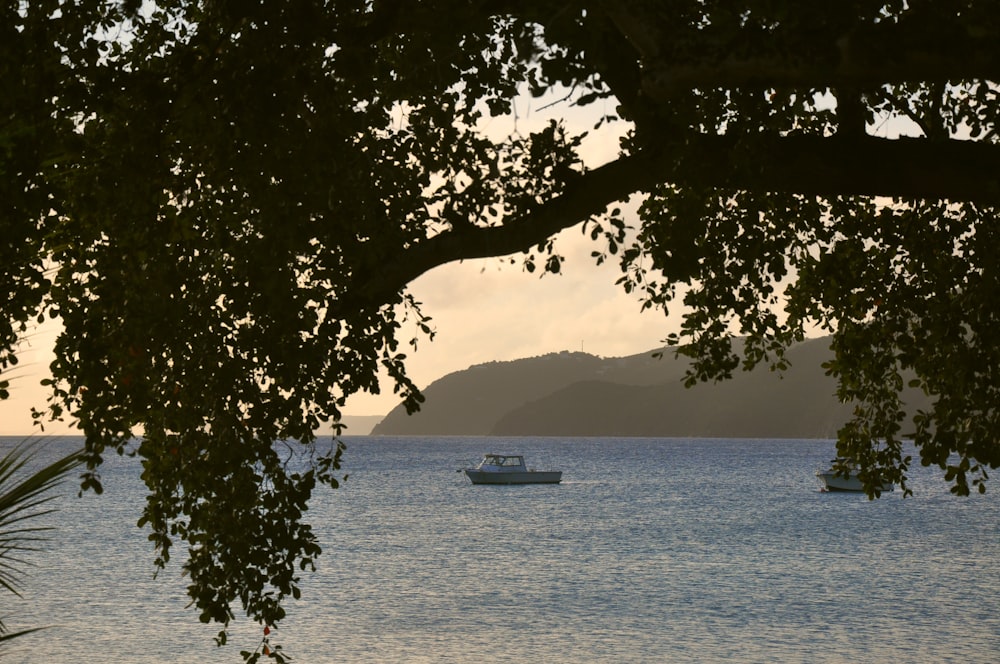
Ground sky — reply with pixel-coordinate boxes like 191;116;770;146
0;98;688;436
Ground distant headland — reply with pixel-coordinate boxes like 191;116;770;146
365;336;930;438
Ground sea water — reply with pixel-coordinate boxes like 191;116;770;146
2;436;998;663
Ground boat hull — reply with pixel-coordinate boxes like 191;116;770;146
464;470;562;485
817;472;893;493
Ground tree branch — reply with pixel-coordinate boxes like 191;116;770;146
726;133;1000;202
639;24;1000;100
344;131;1000;310
345;150;665;308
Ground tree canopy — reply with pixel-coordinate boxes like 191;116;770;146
4;0;1000;656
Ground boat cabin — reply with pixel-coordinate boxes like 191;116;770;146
477;454;527;471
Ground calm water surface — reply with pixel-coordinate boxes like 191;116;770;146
3;436;998;663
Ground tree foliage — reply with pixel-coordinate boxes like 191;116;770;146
4;0;1000;653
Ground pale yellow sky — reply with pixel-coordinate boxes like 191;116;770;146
0;320;64;435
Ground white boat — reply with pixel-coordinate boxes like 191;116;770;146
817;460;894;492
463;454;562;485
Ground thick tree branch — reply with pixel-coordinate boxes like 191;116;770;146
639;24;1000;99
346;150;665;308
347;132;1000;309
725;133;1000;202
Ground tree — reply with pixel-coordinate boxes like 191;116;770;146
3;0;1000;655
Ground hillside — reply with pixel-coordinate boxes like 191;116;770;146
370;336;931;438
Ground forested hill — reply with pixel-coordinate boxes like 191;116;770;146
370;336;931;438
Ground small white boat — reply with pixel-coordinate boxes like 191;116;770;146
817;460;894;493
463;454;562;485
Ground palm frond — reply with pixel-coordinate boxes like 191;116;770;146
0;444;82;598
0;626;44;642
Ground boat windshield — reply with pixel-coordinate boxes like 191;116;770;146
481;455;525;468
